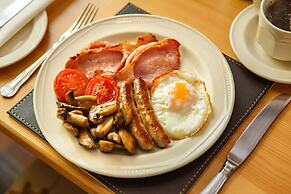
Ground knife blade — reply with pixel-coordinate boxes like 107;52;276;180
0;0;33;28
201;93;290;194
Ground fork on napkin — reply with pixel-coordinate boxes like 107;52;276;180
0;0;53;48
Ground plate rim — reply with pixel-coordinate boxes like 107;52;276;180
0;11;48;68
229;5;291;84
34;14;235;178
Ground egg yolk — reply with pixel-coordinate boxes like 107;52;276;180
169;82;195;111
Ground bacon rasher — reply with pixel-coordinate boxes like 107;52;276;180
117;38;181;87
65;33;157;79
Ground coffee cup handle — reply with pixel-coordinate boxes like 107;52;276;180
253;0;262;12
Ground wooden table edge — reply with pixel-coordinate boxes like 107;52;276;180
0;120;113;194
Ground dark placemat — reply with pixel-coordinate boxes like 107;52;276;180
7;3;272;194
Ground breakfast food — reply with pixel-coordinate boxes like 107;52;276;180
65;34;157;79
151;70;212;139
85;76;119;105
54;69;89;102
118;38;181;87
133;78;170;147
119;81;154;150
54;33;212;154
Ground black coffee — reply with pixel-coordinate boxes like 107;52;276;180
265;0;291;31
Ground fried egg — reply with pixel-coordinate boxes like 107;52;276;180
151;70;212;140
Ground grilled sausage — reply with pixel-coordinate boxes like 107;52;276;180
118;84;132;126
133;78;170;148
119;103;132;126
119;82;154;150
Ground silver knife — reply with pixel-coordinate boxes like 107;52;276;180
0;0;33;28
201;93;290;194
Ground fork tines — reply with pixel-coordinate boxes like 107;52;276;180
73;3;98;31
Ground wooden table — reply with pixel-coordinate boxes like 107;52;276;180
0;0;290;193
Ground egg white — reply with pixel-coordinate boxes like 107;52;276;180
151;70;212;140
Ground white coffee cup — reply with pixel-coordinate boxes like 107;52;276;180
255;0;291;61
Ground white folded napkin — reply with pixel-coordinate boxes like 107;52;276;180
0;0;53;48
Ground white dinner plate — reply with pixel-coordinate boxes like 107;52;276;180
34;14;235;178
230;5;291;84
0;11;47;68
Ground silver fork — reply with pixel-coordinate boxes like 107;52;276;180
0;3;98;97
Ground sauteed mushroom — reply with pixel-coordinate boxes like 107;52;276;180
56;101;88;115
70;110;83;115
65;91;77;106
91;101;118;116
90;116;114;139
107;132;122;144
79;129;97;149
65;91;97;110
89;106;105;125
98;140;114;152
118;128;137;154
63;122;79;137
57;108;67;121
66;111;89;127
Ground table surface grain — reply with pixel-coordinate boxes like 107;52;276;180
0;0;290;193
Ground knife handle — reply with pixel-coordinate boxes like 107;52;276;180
201;161;237;194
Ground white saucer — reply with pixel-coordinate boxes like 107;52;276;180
230;5;291;84
0;11;48;68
